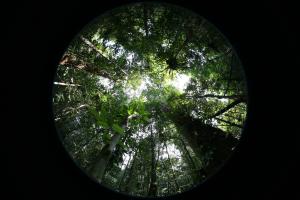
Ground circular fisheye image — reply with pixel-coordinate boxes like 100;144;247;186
52;2;247;198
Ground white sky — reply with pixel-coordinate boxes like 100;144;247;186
138;27;146;36
106;40;115;46
126;53;134;64
120;152;131;170
160;143;181;160
218;98;229;103
124;76;151;99
97;76;114;90
167;73;191;92
161;39;171;48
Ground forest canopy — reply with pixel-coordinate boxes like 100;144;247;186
52;2;247;197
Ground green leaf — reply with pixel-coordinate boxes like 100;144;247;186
128;107;134;115
143;116;150;122
102;132;110;143
98;119;109;128
112;124;124;134
89;108;98;117
101;95;108;102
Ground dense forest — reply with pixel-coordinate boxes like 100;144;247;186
52;2;247;197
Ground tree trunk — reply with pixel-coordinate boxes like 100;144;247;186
148;123;157;196
89;133;121;183
118;152;132;191
124;151;138;194
178;137;201;183
172;115;239;176
143;4;149;37
89;115;134;183
164;141;180;192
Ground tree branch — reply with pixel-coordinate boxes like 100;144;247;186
186;94;244;100
214;117;243;128
59;53;115;80
55;104;89;119
53;82;81;87
224;57;233;95
79;36;117;67
143;4;149;37
208;98;245;119
207;48;232;62
174;19;204;58
79;36;105;56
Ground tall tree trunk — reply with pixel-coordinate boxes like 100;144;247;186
89;115;136;182
172;114;239;176
89;133;122;183
164;141;180;192
118;152;132;191
148;123;157;196
124;151;138;194
178;137;201;183
143;4;149;37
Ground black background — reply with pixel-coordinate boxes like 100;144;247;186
3;0;297;199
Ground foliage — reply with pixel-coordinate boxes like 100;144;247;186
52;2;247;197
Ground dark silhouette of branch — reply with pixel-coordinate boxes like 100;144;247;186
208;98;245;119
143;4;149;37
186;94;244;99
214;117;243;128
207;48;232;62
224;57;233;95
174;19;205;58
